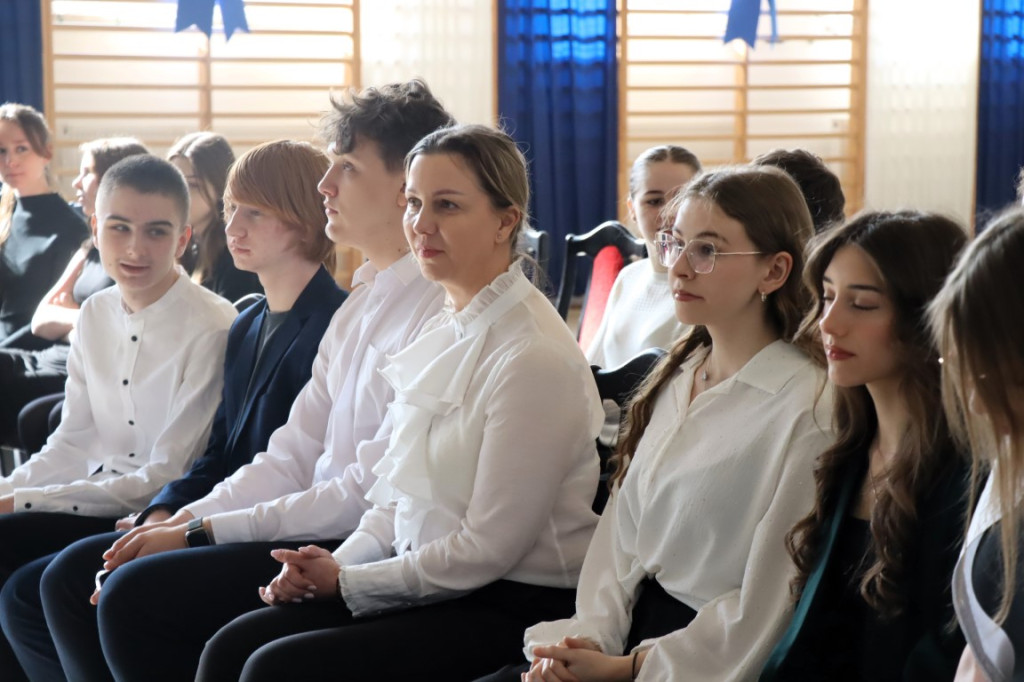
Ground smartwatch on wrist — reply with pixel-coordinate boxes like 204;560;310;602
184;517;212;548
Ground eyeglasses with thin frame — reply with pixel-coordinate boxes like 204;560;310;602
654;231;765;273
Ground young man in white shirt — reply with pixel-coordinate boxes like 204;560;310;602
0;155;238;678
37;80;454;682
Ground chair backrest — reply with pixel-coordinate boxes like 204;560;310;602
520;227;550;274
591;347;666;513
555;220;648;323
233;293;266;313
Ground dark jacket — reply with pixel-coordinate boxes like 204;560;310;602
141;266;345;517
762;449;970;682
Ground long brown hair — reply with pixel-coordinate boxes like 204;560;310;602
167;132;234;285
787;211;967;618
610;165;815;488
0;103;53;248
931;207;1024;624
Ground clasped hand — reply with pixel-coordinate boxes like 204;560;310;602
526;637;636;682
259;545;341;606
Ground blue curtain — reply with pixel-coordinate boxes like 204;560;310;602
977;0;1024;220
498;0;618;286
0;0;44;110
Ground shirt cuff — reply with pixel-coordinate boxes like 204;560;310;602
332;530;389;567
206;509;258;544
338;557;411;617
180;497;226;525
12;487;86;515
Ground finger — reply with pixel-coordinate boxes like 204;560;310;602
89;588;100;606
540;658;580;682
104;535;143;569
259;586;275;606
269;548;307;564
563;637;600;651
114;517;133;531
267;576;307;603
297;545;332;558
278;566;316;597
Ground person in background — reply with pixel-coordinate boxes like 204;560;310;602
0;102;89;351
751;148;846;234
585;145;700;370
490;166;833;682
0;137;149;449
168;131;263;302
0;155;237;680
929;208;1024;682
761;211;969;681
1;139;347;682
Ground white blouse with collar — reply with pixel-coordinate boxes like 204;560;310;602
333;262;604;617
525;340;834;681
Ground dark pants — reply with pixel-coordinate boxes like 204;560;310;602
0;512;119;682
0;346;68;447
89;540;337;682
196;580;577;682
474;577;698;682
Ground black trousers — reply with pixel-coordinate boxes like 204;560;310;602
0;346;69;446
196;580;578;682
86;539;339;682
0;512;119;682
475;577;698;682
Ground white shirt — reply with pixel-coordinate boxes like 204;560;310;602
0;275;237;517
333;263;604;617
585;260;687;368
525;341;834;682
184;254;445;543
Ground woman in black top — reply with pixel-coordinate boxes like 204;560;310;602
762;211;970;681
168;132;262;302
0;137;148;448
930;207;1024;682
0;103;88;351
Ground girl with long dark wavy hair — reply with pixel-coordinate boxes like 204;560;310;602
761;211;970;681
493;165;835;682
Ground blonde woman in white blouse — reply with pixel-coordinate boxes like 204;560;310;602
500;166;835;682
193;124;604;682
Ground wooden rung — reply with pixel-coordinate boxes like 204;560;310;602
629;34;857;41
56;111;321;119
53;54;353;64
626;59;859;66
627;83;856;92
53;83;344;91
53;24;353;37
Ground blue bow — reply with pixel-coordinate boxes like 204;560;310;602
724;0;778;48
175;0;250;41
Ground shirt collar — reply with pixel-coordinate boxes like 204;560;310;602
682;339;813;396
351;251;420;289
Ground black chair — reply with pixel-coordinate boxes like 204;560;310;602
555;220;648;322
520;227;550;274
591;347;666;514
233;293;265;313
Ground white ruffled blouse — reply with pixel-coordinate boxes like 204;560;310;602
334;262;604;617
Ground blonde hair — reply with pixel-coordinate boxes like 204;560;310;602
0;103;53;248
931;207;1024;624
223;140;334;266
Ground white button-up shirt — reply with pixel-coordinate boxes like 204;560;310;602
0;275;237;517
184;254;445;543
525;340;834;682
333;263;603;617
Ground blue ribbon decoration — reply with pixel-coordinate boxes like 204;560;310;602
724;0;778;48
175;0;250;41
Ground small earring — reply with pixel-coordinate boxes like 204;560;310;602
760;291;767;303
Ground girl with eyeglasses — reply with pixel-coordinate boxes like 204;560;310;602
483;165;834;682
761;211;969;681
930;208;1024;682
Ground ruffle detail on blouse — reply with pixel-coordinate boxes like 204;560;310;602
365;263;534;553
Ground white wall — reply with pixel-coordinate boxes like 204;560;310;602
359;0;495;126
864;0;980;227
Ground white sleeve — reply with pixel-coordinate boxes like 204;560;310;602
635;427;818;682
183;329;335;519
337;344;598;617
524;489;648;657
8;327;228;517
206;434;388;544
0;330;95;497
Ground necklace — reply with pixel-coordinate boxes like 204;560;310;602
699;353;712;384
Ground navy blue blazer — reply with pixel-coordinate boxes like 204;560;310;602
142;266;346;517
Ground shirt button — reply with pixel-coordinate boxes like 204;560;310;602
129;453;135;458
131;335;138;342
122;379;129;386
24;503;31;509
128;420;135;426
73;506;79;512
